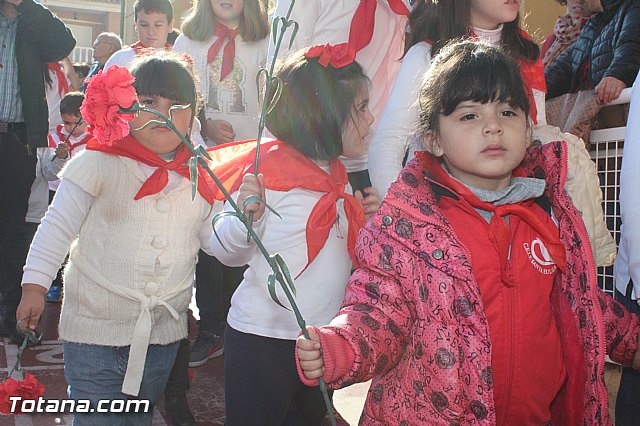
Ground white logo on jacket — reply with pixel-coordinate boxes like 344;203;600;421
523;238;557;275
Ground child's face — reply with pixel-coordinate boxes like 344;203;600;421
470;0;520;30
134;10;173;48
129;95;193;154
341;89;374;159
425;100;529;191
61;113;88;137
211;0;244;28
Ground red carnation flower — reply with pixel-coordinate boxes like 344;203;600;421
0;374;45;415
81;66;138;146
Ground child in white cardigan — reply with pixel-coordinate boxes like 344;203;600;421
17;52;218;425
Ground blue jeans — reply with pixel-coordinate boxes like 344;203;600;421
615;281;640;426
64;341;179;426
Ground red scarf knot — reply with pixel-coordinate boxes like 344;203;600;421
203;140;365;277
207;23;240;81
86;135;216;204
427;156;566;286
348;0;410;53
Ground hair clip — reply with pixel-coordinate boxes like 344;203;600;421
304;43;356;69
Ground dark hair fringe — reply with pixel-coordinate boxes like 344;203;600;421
418;40;530;134
265;50;369;162
60;91;86;116
134;0;173;23
406;0;539;62
130;52;201;116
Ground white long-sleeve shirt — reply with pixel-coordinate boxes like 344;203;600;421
211;183;354;340
615;73;640;298
268;0;410;173
26;148;67;224
368;26;547;197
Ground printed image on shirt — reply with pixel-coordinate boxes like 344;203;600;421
206;57;247;117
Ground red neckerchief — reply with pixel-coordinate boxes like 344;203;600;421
419;152;566;286
207;23;240;81
47;63;69;97
349;0;410;53
205;139;365;276
86;135;215;204
55;125;92;157
468;29;547;125
130;41;172;56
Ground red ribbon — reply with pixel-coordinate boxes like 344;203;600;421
304;43;357;68
348;0;410;53
86;135;215;204
47;63;69;97
207;23;240;81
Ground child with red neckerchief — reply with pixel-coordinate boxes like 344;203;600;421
297;41;640;426
173;0;269;146
17;52;220;425
208;44;381;425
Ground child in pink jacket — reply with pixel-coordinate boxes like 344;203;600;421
297;41;640;425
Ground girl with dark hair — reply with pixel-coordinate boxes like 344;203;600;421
369;0;545;198
173;0;270;145
297;40;640;425
17;52;219;425
209;45;381;425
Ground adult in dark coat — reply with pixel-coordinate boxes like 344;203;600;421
545;0;640;104
0;0;75;340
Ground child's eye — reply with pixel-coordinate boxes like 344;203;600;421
500;110;518;117
141;99;155;106
460;113;477;121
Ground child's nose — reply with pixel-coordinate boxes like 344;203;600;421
483;118;503;135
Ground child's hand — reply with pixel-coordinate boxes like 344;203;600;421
15;284;47;332
206;119;236;145
55;143;70;159
355;187;382;219
237;173;266;221
296;327;325;380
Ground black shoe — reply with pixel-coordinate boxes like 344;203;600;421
188;334;223;367
165;393;195;426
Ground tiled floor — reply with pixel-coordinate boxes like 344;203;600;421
0;300;627;425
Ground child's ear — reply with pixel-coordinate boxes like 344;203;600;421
423;131;444;157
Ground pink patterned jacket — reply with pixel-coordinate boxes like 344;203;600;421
311;142;639;425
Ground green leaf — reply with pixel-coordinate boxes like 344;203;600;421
189;156;199;201
267;272;289;310
212;211;243;253
289;22;299;49
275;254;296;296
197;145;212;160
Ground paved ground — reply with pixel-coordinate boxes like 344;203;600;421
0;300;622;425
0;300;363;426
